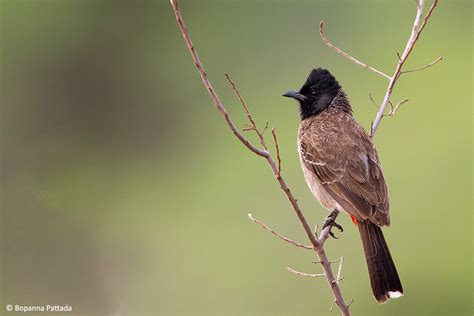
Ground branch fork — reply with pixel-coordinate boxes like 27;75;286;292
320;0;441;137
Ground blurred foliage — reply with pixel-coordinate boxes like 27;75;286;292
0;0;472;315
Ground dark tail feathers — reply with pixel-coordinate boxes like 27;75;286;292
357;220;403;304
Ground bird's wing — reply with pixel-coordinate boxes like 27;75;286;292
299;116;390;226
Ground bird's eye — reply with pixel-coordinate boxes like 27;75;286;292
311;90;317;96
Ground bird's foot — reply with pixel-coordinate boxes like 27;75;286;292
322;209;343;239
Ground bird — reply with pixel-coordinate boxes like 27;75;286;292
282;68;403;304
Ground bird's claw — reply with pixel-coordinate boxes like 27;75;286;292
323;211;343;239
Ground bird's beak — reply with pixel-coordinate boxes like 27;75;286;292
282;90;306;102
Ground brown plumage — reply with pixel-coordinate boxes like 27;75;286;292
298;102;389;226
284;68;403;304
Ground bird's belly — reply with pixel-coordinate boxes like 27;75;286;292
300;158;337;210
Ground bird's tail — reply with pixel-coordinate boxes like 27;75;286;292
357;220;403;304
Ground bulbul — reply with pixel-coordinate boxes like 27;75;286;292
283;68;403;304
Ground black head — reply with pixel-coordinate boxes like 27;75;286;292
283;68;343;119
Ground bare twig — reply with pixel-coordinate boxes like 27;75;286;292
386;99;409;116
372;97;409;117
336;257;344;284
370;0;440;137
368;94;378;109
170;1;351;314
388;100;395;114
287;266;326;278
261;121;269;135
331;297;352;313
313;259;338;264
225;74;268;150
169;2;266;157
402;56;442;74
319;0;440;138
319;21;391;80
271;127;282;176
248;213;312;250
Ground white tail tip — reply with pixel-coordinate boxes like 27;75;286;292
388;291;403;299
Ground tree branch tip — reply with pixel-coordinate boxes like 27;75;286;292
336;257;344;284
224;73;234;84
248;213;313;250
319;18;390;80
402;56;443;74
313;259;338;264
368;93;379;109
286;266;325;278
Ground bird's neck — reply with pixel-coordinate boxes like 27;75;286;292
329;89;352;115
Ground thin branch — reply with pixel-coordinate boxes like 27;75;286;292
248;213;312;250
387;100;395;114
225;73;268;150
331;297;353;313
368;94;378;109
319;21;391;80
402;56;442;74
313;259;338;264
271;127;282;176
261;121;269;135
169;0;267;157
413;0;440;53
314;223;319;238
170;2;351;314
319;1;440;138
336;257;344;284
370;0;440;137
287;266;326;278
386;99;409;116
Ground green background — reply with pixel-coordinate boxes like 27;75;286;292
1;0;472;315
